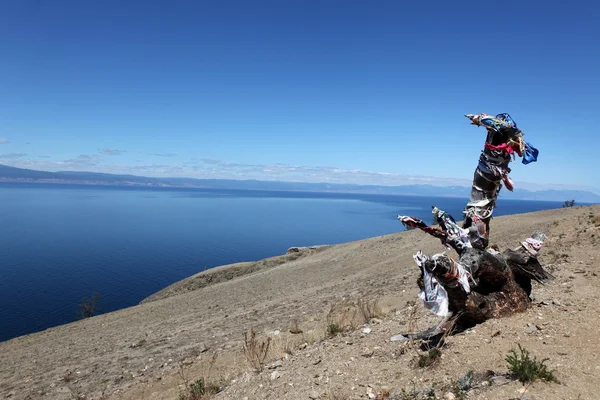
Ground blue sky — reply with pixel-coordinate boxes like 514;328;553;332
1;1;598;193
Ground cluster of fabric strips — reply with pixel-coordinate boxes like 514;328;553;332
463;113;539;234
521;237;544;256
413;250;474;317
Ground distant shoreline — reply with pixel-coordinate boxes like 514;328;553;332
2;164;599;202
0;180;583;205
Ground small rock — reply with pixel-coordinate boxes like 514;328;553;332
130;339;146;348
371;318;383;324
362;327;372;334
312;358;321;365
308;390;320;399
444;393;456;400
524;323;539;334
268;360;283;369
490;374;512;385
552;299;563;307
361;349;374;358
299;343;308;350
197;342;208;353
270;371;281;380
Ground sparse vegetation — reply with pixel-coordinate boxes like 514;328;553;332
417;348;442;368
176;354;222;400
451;370;473;399
325;299;358;335
327;323;342;337
395;385;437;400
457;370;474;391
506;343;559;384
242;327;271;372
357;296;382;323
563;199;576;207
177;378;221;400
289;318;303;334
77;292;101;319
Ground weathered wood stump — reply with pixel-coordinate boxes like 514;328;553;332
392;228;553;342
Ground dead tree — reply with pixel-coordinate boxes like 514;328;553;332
392;113;549;342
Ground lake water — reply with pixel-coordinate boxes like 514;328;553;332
0;183;565;342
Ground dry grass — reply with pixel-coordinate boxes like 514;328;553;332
326;295;383;337
357;296;382;323
268;333;297;360
242;327;271;372
289;318;303;334
326;300;359;336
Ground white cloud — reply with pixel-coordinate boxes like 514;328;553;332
98;148;125;155
66;154;103;162
0;153;27;159
2;155;599;195
0;138;9;144
151;153;178;157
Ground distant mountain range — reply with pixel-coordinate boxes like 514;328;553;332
1;164;599;203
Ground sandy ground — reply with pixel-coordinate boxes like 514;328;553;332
1;205;599;400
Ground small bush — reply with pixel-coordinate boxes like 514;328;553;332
506;344;559;384
327;323;342;337
457;370;473;391
178;378;220;400
77;292;100;319
450;370;473;399
417;348;441;368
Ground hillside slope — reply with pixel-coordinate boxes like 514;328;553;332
1;205;599;400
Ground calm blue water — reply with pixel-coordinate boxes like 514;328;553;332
0;183;565;342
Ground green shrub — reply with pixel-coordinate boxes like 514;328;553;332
506;344;559;384
178;378;220;400
327;323;342;337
